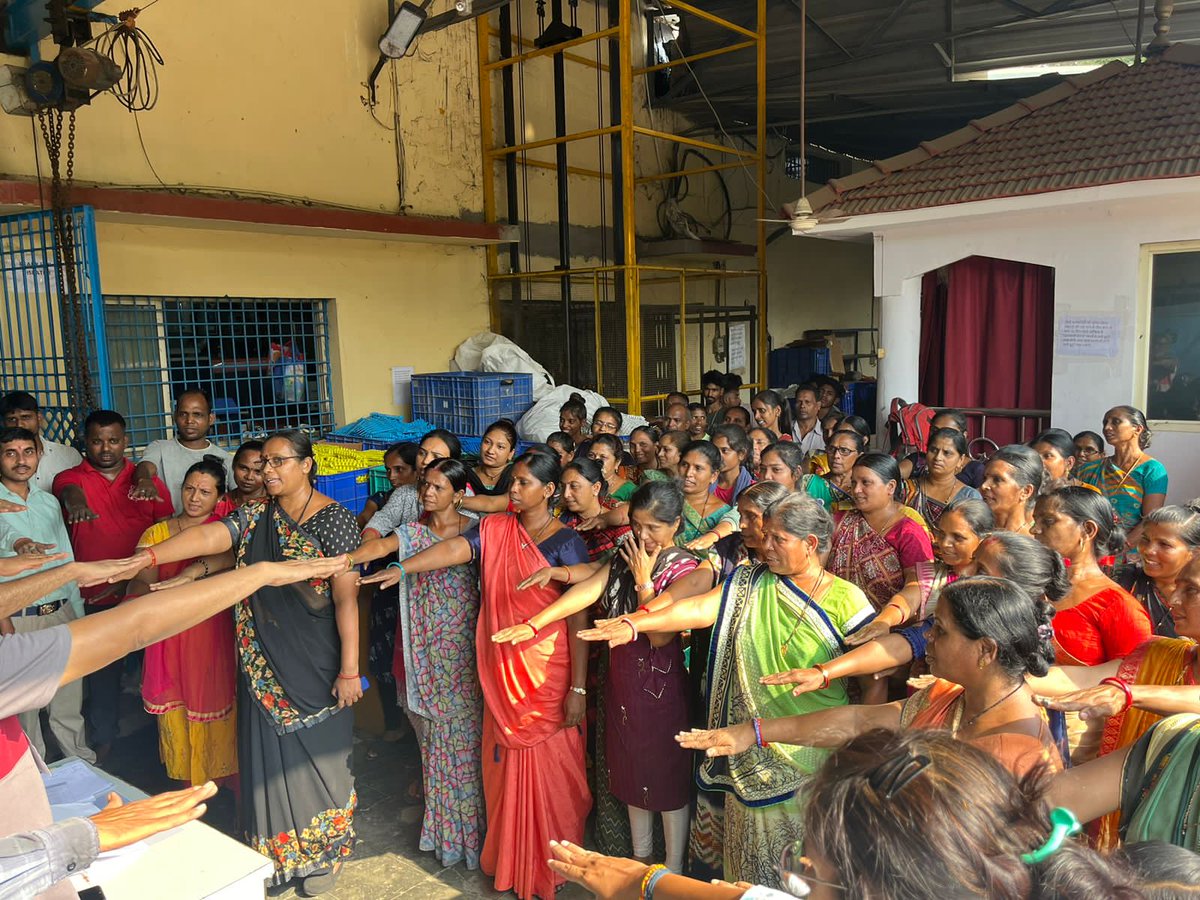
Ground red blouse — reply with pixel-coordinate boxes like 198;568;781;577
1053;586;1152;666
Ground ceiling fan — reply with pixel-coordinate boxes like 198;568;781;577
754;0;852;234
758;198;851;231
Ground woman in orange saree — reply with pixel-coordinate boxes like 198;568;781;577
362;452;592;899
1033;554;1200;850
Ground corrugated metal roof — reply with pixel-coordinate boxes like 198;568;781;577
804;44;1200;216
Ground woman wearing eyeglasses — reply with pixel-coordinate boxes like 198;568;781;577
803;427;863;520
113;430;363;894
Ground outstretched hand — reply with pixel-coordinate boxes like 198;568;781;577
0;553;66;578
546;840;647;899
759;667;828;696
492;622;537;645
675;723;755;757
576;619;637;648
517;567;555;591
358;567;404;591
91;782;217;851
844;617;892;647
262;555;352;586
1034;684;1126;721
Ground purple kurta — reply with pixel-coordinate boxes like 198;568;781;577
600;548;698;812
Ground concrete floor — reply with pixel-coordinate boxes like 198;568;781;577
97;687;589;900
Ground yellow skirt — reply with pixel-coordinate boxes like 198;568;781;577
157;707;239;785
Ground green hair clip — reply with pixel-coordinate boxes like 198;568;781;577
1021;807;1082;865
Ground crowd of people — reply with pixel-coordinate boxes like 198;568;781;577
0;373;1199;900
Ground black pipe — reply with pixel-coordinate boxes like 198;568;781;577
498;4;523;339
551;0;573;382
607;0;625;398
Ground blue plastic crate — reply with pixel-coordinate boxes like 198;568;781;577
412;372;534;436
769;347;831;389
321;434;395;452
317;470;372;515
839;381;878;426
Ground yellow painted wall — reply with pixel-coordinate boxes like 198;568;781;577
0;1;499;424
94;219;488;422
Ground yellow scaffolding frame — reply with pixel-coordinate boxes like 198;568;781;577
476;0;768;412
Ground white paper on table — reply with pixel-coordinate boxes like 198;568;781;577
42;759;113;806
49;801;102;823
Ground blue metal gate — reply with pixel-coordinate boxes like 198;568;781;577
0;205;109;443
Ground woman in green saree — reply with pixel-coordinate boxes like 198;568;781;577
578;492;874;888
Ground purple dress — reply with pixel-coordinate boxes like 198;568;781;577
601;547;698;811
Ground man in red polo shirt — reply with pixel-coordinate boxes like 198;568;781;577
53;410;172;762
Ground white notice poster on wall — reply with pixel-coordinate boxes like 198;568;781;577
391;366;414;412
728;323;748;373
1055;315;1121;358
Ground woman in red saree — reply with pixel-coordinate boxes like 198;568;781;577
1030;486;1151;763
362;451;592;900
127;456;237;786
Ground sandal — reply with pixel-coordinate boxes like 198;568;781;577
300;862;341;896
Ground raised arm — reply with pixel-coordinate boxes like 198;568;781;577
0;559;124;619
461;493;509;515
63;557;349;686
1046;742;1128;825
492;562;611;644
350;533;400;566
844;578;924;646
357;535;473;590
1026;659;1121;697
118;520;234;582
676;701;903;756
761;631;917;695
577;583;724;647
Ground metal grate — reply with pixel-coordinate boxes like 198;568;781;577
0;206;107;444
102;296;336;453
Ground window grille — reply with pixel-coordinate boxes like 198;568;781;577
0;207;107;443
102;296;336;453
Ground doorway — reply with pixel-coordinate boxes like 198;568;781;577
919;255;1054;446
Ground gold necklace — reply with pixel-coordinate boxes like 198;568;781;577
520;514;554;549
779;568;827;656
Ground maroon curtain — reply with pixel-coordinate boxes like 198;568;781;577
920;256;1054;445
919;270;948;406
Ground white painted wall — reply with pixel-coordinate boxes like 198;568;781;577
807;177;1200;502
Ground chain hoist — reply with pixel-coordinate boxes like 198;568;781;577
35;105;96;428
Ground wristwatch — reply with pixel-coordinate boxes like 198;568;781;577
635;582;654;594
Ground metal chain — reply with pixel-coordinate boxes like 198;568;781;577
36;106;95;430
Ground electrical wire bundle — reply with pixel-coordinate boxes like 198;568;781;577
94;8;164;111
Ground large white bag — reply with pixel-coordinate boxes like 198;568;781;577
453;332;556;401
516;385;649;443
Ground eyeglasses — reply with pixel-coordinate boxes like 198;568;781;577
262;455;302;469
778;841;845;896
828;446;857;457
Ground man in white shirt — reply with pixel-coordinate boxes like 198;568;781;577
0;427;93;764
791;382;826;460
0;393;82;494
133;389;233;510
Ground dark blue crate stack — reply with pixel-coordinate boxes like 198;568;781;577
412;372;534;436
839;382;878;426
769;346;831;389
316;470;372;515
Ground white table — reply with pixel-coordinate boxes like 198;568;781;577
49;759;272;900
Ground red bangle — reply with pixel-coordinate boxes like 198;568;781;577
523;618;540;638
1100;677;1134;712
814;662;831;689
336;673;359;681
145;547;158;567
562;567;573;585
637;605;651;614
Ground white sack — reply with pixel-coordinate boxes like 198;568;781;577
453;332;556;401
